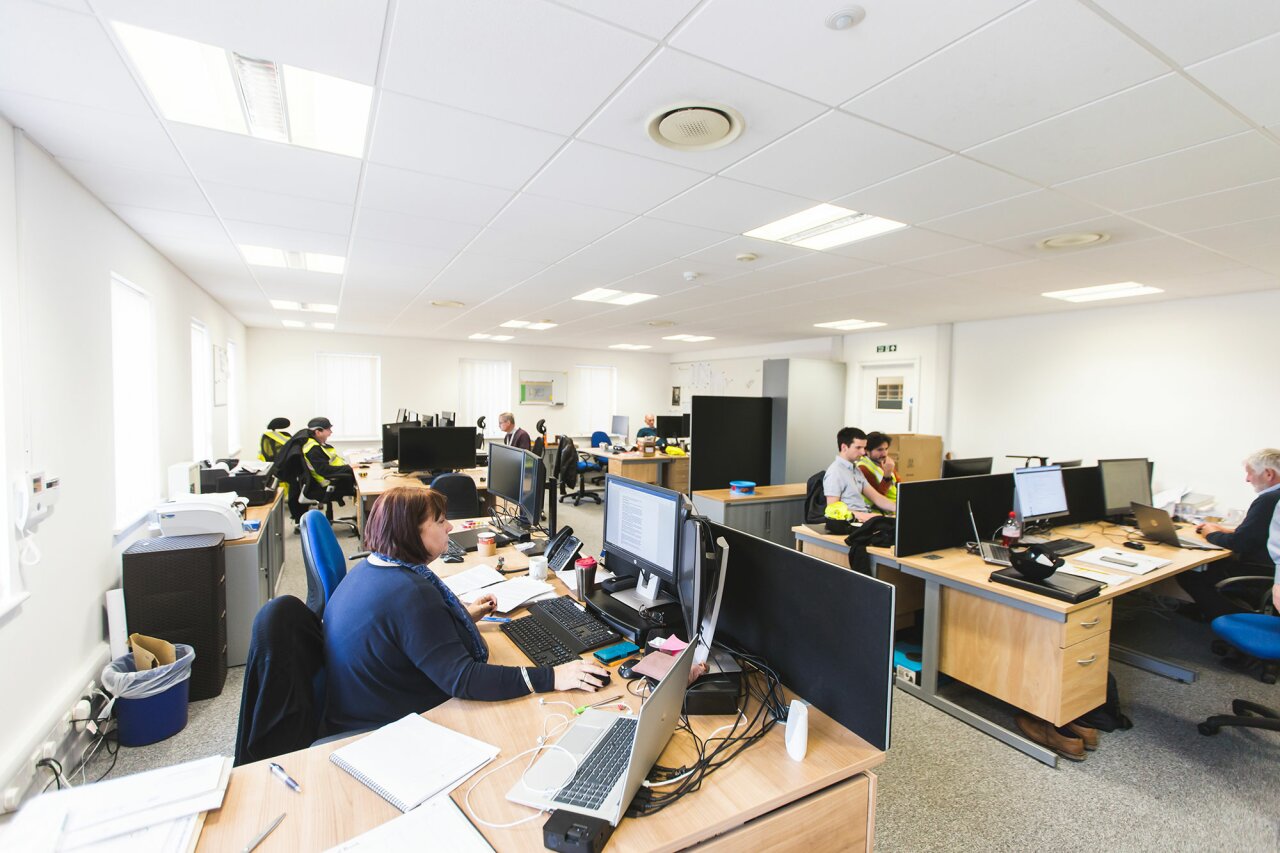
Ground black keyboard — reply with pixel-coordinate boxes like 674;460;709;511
1040;538;1093;556
444;539;467;560
553;717;637;810
528;596;619;649
501;618;581;667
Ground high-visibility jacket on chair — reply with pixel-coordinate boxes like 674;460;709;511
259;429;290;462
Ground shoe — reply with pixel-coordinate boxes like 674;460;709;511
1175;602;1206;622
1066;722;1099;750
1015;713;1086;761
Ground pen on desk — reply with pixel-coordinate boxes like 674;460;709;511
242;812;286;853
269;762;301;793
482;615;511;623
576;694;624;714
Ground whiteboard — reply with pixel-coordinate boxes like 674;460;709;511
671;358;763;412
518;370;567;406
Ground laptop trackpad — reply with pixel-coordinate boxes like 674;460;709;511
525;722;607;792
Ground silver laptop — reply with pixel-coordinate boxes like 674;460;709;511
968;501;1011;566
1131;503;1223;550
506;641;696;825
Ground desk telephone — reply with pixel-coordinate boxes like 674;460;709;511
543;526;584;573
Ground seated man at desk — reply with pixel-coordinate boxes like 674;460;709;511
323;486;608;732
858;431;899;503
1178;448;1280;620
824;427;897;521
302;417;357;504
498;411;532;451
636;413;657;438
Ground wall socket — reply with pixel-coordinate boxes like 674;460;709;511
1;679;110;814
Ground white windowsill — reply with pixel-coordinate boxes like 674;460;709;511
0;591;31;621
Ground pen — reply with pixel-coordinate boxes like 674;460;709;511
482;615;511;623
269;762;301;793
575;694;624;714
242;812;286;853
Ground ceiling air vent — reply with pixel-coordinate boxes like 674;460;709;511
647;104;744;152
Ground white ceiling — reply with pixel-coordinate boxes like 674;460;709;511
1;0;1278;353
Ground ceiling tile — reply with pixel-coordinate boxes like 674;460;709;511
465;194;634;265
354;208;481;255
966;74;1249;186
827;227;974;264
58;158;211;215
844;0;1167;150
427;252;546;295
223;220;348;255
989;214;1163;257
254;267;344;302
346;236;455;279
1044;236;1243;280
1187;32;1280;129
203;181;353;236
1124;178;1280;233
524;141;706;215
111;205;228;242
384;0;654;134
1091;0;1280;67
1181;214;1280;254
896;244;1027;277
1056;132;1280;211
923;190;1107;243
560;217;729;279
577;47;826;172
671;0;1021;105
369;91;566;189
649;177;812;234
361;164;514;225
171;124;361;204
835;155;1038;225
554;0;701;39
680;235;816;270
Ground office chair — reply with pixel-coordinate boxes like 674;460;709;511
533;418;547;457
429;472;481;519
1197;612;1280;737
300;510;349;618
556;435;602;506
590;430;611;450
1209;575;1279;684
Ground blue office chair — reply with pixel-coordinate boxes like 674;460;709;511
429;472;480;519
1198;612;1280;736
300;510;348;618
591;430;611;450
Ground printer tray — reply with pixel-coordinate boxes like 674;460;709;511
989;568;1103;603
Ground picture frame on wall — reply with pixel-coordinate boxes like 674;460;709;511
671;386;681;407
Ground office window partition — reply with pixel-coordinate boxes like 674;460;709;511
315;352;381;440
111;275;160;530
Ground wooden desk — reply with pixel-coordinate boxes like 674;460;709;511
795;521;1230;766
694;484;807;547
586;448;690;494
197;535;883;851
355;463;491;526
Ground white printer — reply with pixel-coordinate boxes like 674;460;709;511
154;492;248;541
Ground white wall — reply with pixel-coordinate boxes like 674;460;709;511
841;324;952;438
949;290;1280;513
669;336;842;414
0;124;246;785
245;329;671;446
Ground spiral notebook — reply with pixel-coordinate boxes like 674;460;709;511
329;714;500;813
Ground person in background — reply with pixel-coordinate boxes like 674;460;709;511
858;432;899;503
258;417;291;462
824;427;896;521
323;486;608;733
499;412;531;451
636;414;657;439
302;417;357;503
1177;448;1280;621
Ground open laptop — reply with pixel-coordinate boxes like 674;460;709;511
968;502;1011;566
1131;503;1223;550
506;641;696;825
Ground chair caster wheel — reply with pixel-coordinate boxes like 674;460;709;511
1197;722;1218;736
1262;672;1277;685
1210;639;1228;656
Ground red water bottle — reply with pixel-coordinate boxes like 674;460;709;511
1000;511;1022;547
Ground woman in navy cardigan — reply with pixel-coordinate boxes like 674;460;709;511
324;486;608;733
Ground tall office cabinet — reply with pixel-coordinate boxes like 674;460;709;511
762;358;847;485
121;533;227;700
225;492;286;666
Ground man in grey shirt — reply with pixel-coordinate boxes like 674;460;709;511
824;427;897;521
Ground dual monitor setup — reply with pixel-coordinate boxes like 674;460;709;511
609;413;691;444
394;408;457;428
1013;457;1153;527
382;424;480;471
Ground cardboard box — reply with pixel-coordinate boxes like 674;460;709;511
887;433;943;482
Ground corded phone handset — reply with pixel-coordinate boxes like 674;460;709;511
543;526;584;573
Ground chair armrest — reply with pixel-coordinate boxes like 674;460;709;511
1213;575;1274;591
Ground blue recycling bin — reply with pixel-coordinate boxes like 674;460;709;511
102;644;195;747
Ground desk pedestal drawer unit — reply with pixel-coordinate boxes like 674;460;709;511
121;533;227;700
694;485;806;547
692;772;874;852
224;492;285;666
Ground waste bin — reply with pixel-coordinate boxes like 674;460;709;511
101;644;195;747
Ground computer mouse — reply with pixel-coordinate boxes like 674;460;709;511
618;658;641;679
1123;541;1146;550
442;553;465;563
595;670;612;687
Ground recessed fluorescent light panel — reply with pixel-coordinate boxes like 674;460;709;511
269;300;337;314
500;320;558;330
662;334;715;342
242;245;345;275
469;333;514;341
1042;282;1163;303
573;288;658;306
312;322;334;330
113;22;372;157
281;319;305;328
744;203;906;250
608;344;652;350
813;318;886;331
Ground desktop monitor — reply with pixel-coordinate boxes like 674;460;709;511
381;422;409;463
1099;457;1152;517
517;448;546;526
611;415;630;442
655;415;682;440
438;411;455;428
602;475;681;585
681;412;691;438
1013;465;1069;523
395;408;406;423
942;457;993;478
397;427;476;473
421;414;436;428
487;442;523;505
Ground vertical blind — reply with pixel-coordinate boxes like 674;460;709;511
190;322;212;460
459;359;512;437
575;365;616;434
226;340;240;455
315;352;381;439
111;275;159;530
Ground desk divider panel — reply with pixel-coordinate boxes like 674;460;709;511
895;473;1014;557
1060;465;1103;525
712;523;895;751
690;396;772;492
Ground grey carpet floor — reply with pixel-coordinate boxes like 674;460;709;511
81;501;1279;850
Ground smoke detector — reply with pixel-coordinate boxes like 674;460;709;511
1036;232;1110;250
431;299;466;308
648;103;745;152
647;319;677;328
825;7;866;30
736;252;758;263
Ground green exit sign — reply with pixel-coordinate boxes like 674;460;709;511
876;344;897;353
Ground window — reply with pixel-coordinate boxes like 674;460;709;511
876;377;904;411
190;322;213;459
459;360;512;438
226;340;240;455
315;352;381;440
575;365;616;434
111;275;160;530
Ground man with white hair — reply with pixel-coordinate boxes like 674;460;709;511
1177;448;1280;620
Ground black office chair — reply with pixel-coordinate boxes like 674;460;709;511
430;472;481;519
556;435;602;506
533;418;547;457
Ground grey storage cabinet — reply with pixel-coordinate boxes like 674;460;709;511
693;485;807;548
224;492;287;666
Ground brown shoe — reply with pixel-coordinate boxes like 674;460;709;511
1015;713;1086;761
1066;722;1099;750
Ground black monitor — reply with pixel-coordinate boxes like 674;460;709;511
681;412;691;438
1099;457;1152;517
487;443;523;505
655;415;682;440
439;411;456;428
517;448;545;526
942;457;993;478
474;430;485;451
602;475;681;585
381;422;409;463
397;427;476;473
1013;465;1068;523
395;408;405;423
421;413;436;428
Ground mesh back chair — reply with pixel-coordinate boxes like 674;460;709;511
300;510;349;618
533;418;547;457
429;472;481;519
557;435;603;506
1198;612;1280;737
289;433;359;538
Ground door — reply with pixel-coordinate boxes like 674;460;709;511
855;359;919;434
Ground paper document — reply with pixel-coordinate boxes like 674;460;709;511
442;565;504;596
555;567;614;594
1057;563;1132;587
324;794;493;852
1072;548;1171;575
462;577;554;612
